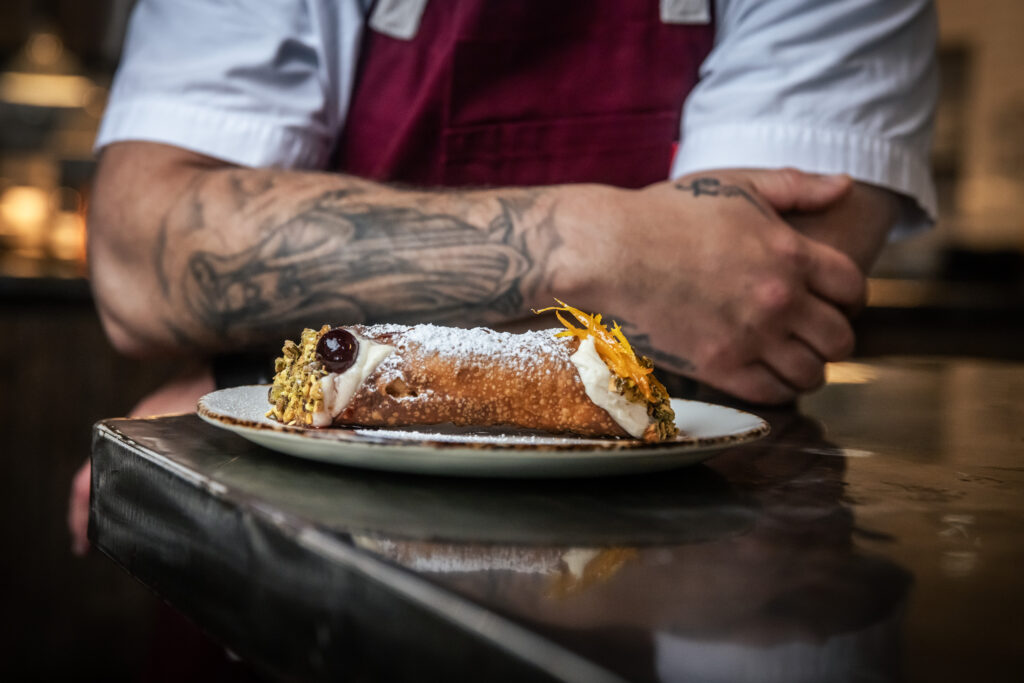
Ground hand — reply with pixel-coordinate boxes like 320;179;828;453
68;459;91;556
563;168;864;404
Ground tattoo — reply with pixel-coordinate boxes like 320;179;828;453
638;343;696;373
166;187;549;340
154;169;218;302
228;171;279;212
618;319;695;373
674;176;770;218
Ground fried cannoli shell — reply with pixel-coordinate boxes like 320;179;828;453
340;324;630;438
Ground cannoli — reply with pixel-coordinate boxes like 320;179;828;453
267;302;677;441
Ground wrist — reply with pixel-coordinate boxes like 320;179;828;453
544;183;632;308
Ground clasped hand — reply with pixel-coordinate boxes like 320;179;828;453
576;168;865;404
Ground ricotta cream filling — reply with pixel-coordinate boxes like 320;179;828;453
570;336;650;438
313;334;394;427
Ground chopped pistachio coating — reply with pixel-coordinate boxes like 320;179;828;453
267;325;329;426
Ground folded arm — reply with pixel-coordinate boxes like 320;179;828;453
90;142;885;405
89;142;575;357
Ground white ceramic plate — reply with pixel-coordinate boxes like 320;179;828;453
197;385;769;478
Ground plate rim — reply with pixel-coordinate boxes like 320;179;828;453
196;385;770;455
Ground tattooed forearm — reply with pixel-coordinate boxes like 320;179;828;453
161;178;556;344
674;177;770;218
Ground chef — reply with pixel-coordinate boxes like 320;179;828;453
70;0;937;551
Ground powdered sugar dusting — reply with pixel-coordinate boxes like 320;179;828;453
357;324;574;399
366;324;566;364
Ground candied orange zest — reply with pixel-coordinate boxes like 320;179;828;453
535;299;654;400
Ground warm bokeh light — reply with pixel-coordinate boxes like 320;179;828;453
825;362;879;385
0;185;51;256
0;185;50;232
0;72;94;108
27;31;63;67
49;210;86;262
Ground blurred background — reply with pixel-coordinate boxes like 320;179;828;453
0;0;1021;680
1;2;180;681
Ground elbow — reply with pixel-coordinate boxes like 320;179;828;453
87;141;224;357
87;205;174;359
95;302;153;358
91;267;183;359
88;241;163;358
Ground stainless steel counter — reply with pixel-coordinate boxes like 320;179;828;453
89;356;1024;682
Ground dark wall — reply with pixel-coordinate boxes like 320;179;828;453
0;292;179;681
0;0;130;70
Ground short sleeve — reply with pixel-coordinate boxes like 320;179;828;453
94;0;364;170
674;0;939;236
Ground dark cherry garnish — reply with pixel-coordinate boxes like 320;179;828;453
315;327;359;373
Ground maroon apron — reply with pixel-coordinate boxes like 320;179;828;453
336;0;715;188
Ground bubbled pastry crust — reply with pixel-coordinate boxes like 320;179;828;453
337;324;631;438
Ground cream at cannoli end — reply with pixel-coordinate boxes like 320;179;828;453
267;305;678;442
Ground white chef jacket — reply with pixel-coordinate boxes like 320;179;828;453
95;0;938;235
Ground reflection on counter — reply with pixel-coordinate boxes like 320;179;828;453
337;414;911;683
82;357;1024;682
